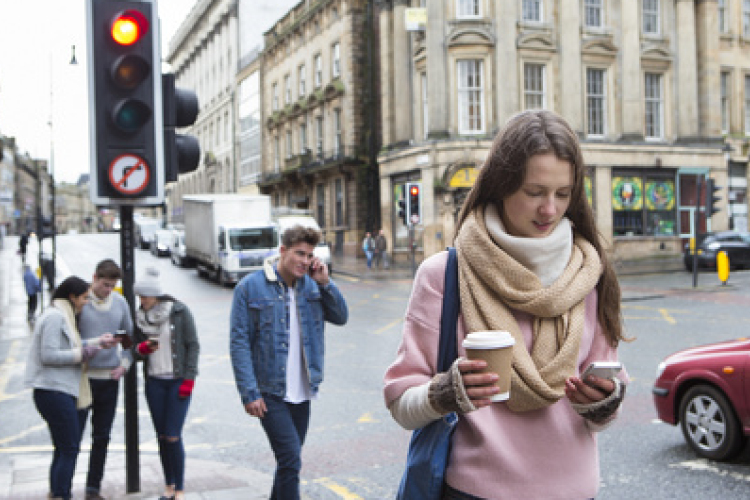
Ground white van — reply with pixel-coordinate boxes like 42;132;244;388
275;212;332;274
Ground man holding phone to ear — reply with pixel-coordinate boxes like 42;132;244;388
78;259;133;500
230;225;348;500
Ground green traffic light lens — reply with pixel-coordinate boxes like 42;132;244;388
111;55;150;90
112;99;151;134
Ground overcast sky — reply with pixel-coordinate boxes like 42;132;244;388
0;0;296;183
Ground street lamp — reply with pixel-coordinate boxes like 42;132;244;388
46;45;78;290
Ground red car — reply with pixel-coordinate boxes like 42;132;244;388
652;338;750;461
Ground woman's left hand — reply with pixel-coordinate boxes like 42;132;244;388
565;375;615;405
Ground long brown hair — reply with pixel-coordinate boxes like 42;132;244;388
454;110;624;346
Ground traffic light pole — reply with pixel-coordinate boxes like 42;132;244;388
409;226;416;278
119;206;140;493
692;177;702;288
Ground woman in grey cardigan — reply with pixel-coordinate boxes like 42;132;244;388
132;268;199;500
25;276;117;500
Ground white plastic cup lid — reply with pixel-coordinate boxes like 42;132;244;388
462;330;515;349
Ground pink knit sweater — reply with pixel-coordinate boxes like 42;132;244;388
384;252;627;499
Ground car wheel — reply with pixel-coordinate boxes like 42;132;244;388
679;384;744;461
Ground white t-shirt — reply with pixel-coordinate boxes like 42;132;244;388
285;287;313;403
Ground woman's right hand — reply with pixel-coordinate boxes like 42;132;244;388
457;359;500;409
99;333;117;349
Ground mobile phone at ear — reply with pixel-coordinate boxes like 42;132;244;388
582;361;622;383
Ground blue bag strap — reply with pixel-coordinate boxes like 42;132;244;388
437;247;460;372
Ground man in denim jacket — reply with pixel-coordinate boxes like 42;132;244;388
230;225;348;500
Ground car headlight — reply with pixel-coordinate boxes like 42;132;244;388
707;242;721;251
655;361;667;379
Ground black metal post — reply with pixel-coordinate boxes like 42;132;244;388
409;226;416;278
50;177;56;289
692;177;703;288
120;206;140;493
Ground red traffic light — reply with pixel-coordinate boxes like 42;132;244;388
410;185;419;196
111;10;149;46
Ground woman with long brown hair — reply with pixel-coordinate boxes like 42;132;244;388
384;110;628;499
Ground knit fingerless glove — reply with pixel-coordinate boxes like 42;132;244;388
428;358;476;415
178;379;194;399
570;378;626;424
137;341;156;355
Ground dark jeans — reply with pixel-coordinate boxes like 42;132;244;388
145;377;191;491
80;378;119;494
260;394;311;500
33;388;87;500
27;293;37;320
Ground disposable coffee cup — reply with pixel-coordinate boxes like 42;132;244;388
463;331;515;402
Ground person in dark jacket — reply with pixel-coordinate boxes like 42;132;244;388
23;264;41;323
19;232;29;263
133;267;199;500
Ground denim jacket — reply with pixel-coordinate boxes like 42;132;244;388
230;257;348;404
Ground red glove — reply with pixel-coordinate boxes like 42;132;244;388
137;341;156;355
178;379;194;399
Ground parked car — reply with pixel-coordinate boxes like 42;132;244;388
150;229;172;257
652;338;750;461
683;231;750;271
170;229;190;267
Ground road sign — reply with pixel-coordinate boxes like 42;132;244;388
108;154;151;195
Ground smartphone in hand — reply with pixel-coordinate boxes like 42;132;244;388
582;361;622;384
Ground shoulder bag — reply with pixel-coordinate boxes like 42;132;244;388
396;247;460;500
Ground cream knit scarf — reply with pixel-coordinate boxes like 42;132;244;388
52;298;92;409
454;208;603;412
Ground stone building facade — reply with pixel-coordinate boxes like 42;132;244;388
377;0;748;265
164;0;240;223
258;0;379;257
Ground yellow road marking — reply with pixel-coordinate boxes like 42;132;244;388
659;308;676;324
372;318;402;335
0;423;47;446
357;412;378;423
313;477;364;499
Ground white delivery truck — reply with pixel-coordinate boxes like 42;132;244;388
183;194;278;285
134;218;160;249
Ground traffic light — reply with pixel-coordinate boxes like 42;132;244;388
87;0;164;206
398;198;407;225
706;177;721;217
162;73;201;183
405;182;422;226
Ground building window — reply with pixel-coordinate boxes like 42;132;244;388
300;123;307;154
522;0;542;22
745;75;750;134
644;73;663;139
612;172;677;237
457;59;485;134
286;130;293;159
334;109;342;155
314;54;323;88
719;0;729;34
335;178;344;226
523;63;546;109
744;0;750;37
421;73;429;140
298;64;306;97
316;183;325;227
457;0;481;18
586;68;606;137
274;137;280;172
272;83;279;111
315;116;324;157
721;71;730;134
332;43;340;78
584;0;603;28
643;0;660;35
285;74;292;104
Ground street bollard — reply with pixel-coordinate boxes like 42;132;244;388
717;250;729;285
